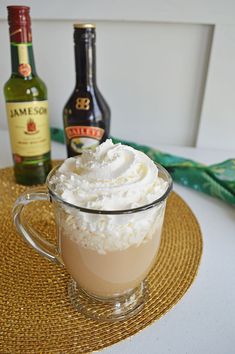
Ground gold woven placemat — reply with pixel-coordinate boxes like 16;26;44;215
0;164;203;354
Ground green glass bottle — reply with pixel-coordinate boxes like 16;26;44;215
4;6;51;185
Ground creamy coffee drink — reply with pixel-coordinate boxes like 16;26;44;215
50;140;168;298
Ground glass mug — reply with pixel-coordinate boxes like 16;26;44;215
13;164;172;321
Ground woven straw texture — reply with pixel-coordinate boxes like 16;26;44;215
0;165;203;354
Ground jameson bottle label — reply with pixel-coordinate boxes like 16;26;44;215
6;100;50;159
65;125;104;154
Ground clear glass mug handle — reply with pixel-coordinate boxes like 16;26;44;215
13;188;63;265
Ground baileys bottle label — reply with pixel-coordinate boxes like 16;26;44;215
65;125;104;154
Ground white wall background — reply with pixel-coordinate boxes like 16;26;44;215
1;0;235;149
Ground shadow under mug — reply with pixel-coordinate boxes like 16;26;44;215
13;163;173;322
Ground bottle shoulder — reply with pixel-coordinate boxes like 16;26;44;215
4;75;47;101
64;85;110;113
93;86;111;114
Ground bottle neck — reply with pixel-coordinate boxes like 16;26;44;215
74;37;96;87
8;14;36;78
10;41;37;77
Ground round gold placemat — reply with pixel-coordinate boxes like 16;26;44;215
0;164;203;354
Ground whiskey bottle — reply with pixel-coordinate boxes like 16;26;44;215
63;24;111;156
4;6;51;185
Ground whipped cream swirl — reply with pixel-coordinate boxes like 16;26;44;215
50;140;169;253
51;139;167;210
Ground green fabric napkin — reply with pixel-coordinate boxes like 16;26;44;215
50;127;235;205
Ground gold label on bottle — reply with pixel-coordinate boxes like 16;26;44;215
65;125;104;153
6;101;51;158
18;44;29;64
17;43;32;77
75;97;90;110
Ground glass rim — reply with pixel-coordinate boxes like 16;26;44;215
46;162;173;215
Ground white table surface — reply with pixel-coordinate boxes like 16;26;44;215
1;130;235;354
